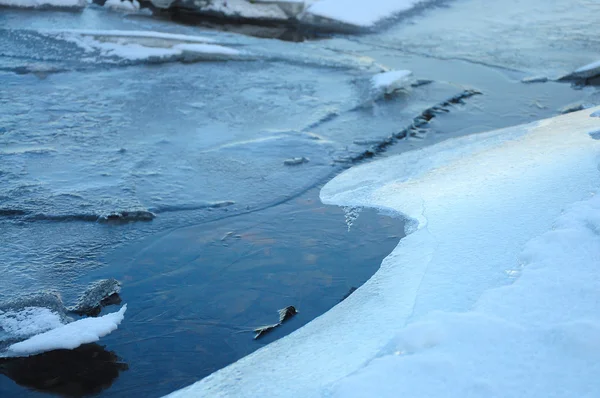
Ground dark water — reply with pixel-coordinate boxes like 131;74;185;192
0;185;404;397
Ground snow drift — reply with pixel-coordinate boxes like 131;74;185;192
0;0;84;9
165;107;600;397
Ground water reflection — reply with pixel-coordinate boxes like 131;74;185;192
0;344;128;397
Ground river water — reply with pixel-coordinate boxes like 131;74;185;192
1;1;598;396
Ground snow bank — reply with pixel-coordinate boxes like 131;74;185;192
7;305;126;356
561;59;600;81
371;70;412;95
333;192;600;397
104;0;140;12
165;107;600;398
0;0;84;8
303;0;425;28
41;30;243;63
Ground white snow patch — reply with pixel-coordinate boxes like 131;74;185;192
371;70;412;94
0;307;63;338
304;0;425;27
164;107;600;398
332;191;600;397
47;30;216;43
0;0;84;8
41;30;243;62
104;0;140;12
7;305;126;356
197;0;288;20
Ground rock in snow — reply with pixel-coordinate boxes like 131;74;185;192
165;107;600;398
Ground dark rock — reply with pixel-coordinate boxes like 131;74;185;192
67;279;122;317
277;306;297;323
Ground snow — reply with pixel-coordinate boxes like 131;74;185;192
104;0;140;12
0;0;84;8
41;30;243;62
165;107;600;398
0;307;63;338
7;305;126;356
190;0;288;20
371;70;412;94
304;0;424;27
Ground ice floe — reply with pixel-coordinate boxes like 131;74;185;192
165;107;600;397
371;70;412;95
40;30;244;63
7;305;126;357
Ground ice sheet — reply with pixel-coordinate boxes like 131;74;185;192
165;107;600;397
7;305;126;356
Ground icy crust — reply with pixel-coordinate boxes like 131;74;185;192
0;308;63;338
0;0;84;9
40;30;243;63
6;305;126;357
165;107;600;398
332;191;600;397
303;0;425;28
560;59;600;82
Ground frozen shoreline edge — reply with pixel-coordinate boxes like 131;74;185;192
164;106;600;397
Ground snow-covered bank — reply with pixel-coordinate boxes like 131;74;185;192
303;0;425;28
560;59;600;83
165;107;600;397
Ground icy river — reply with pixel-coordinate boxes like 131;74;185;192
1;0;599;396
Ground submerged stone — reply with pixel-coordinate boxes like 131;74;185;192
99;210;156;223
